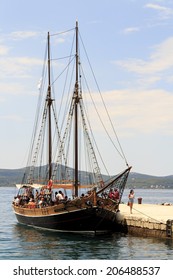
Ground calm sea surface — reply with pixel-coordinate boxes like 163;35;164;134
1;186;173;260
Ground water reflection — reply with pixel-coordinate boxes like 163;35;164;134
118;235;173;260
12;224;123;259
2;222;173;260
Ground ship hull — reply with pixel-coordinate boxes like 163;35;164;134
13;206;123;234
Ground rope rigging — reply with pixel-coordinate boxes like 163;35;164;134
22;25;130;189
79;31;129;167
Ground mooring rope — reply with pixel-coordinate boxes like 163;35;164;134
131;206;167;225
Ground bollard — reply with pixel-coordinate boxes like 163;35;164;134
138;197;142;204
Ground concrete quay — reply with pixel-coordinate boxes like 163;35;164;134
118;203;173;238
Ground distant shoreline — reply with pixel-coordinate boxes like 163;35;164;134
1;168;173;189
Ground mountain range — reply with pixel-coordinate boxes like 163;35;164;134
0;167;173;189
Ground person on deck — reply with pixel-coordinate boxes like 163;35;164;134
113;188;120;200
38;197;45;208
35;190;39;202
14;195;20;206
47;179;53;192
28;198;36;209
128;189;135;214
55;191;64;202
108;189;114;199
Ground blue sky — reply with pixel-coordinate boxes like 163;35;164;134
1;0;173;176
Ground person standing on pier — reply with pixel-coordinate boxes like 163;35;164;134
128;189;135;214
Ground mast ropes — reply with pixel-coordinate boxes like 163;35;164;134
23;23;129;188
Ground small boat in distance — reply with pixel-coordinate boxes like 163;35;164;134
12;21;131;235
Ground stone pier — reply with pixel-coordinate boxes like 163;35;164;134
117;203;173;238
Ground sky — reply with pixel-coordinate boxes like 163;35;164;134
1;0;173;176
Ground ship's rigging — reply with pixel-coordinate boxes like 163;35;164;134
22;22;129;196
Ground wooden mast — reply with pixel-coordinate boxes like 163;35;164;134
47;32;52;180
74;21;79;196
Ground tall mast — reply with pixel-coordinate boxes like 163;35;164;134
74;21;79;196
47;32;52;180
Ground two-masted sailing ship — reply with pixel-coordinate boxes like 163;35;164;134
12;22;131;235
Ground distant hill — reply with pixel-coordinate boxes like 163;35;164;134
127;172;173;189
0;168;173;188
0;168;24;186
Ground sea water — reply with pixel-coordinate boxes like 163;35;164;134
1;186;173;260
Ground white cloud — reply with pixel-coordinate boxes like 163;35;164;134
146;3;168;11
109;37;173;129
0;82;28;96
0;56;43;79
10;31;40;40
114;37;173;82
145;3;173;19
122;27;140;34
0;31;41;46
0;45;10;55
97;88;173;136
0;30;43;80
54;37;66;44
